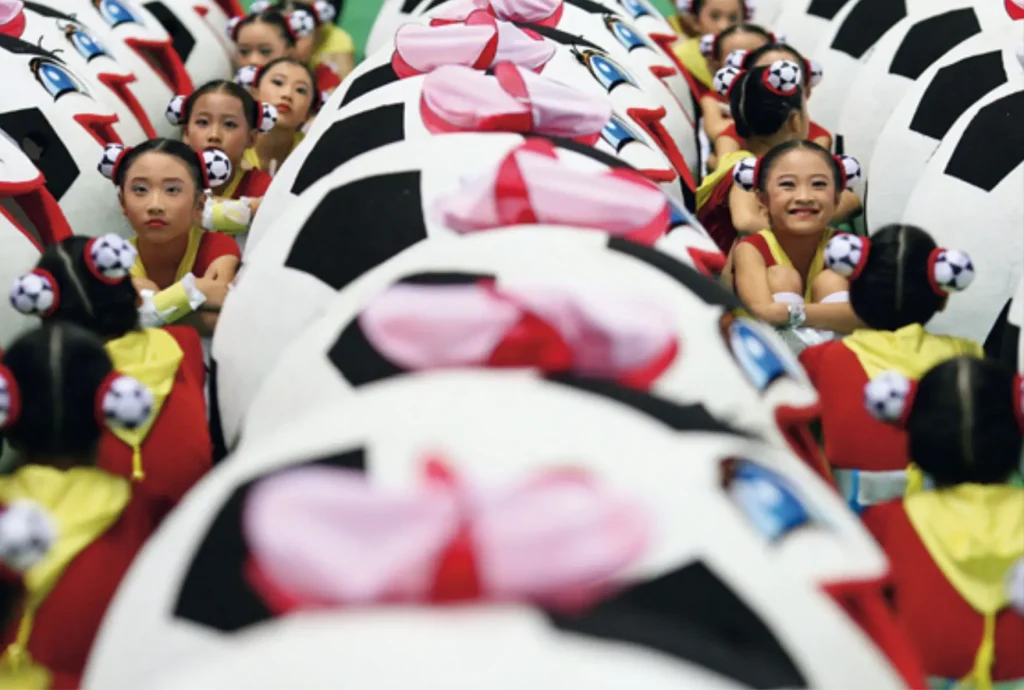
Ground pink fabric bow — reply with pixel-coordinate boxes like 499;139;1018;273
420;62;610;141
433;139;671;244
243;463;650;611
432;0;564;26
358;281;679;388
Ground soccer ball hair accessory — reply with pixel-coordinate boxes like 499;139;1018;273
256;101;278;133
699;33;715;58
724;48;748;70
313;0;335;24
97;143;129;181
808;58;823;87
288;7;317;37
927;248;975;296
713;65;743;97
0;500;57;572
0;364;21;428
9;269;59;317
864;370;917;427
165;94;186;126
202;148;234;188
225;15;241;39
731;156;759;191
834;154;861;189
85;233;137;284
235;64;258;88
762;59;801;96
97;372;155;431
250;0;271;12
824;233;869;281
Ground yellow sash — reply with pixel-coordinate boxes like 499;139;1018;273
312;24;354;65
673;36;714;90
104;328;183;480
906;485;1024;690
0;467;131;688
757;228;833;302
244;133;305;173
130;227;203;283
843;325;984;382
696;149;752;210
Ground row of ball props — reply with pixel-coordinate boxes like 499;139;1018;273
84;363;920;689
770;0;1023;348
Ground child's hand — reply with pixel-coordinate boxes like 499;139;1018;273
195;277;230;307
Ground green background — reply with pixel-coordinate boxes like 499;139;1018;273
242;0;677;59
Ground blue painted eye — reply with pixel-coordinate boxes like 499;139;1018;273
724;315;797;391
601;116;643;153
30;59;89;101
94;0;141;27
577;49;636;93
726;459;812;541
619;0;651;18
59;21;110;61
604;16;647;52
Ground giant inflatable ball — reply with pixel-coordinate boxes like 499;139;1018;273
139;0;232;87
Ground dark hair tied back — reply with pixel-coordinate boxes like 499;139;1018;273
714;61;804;139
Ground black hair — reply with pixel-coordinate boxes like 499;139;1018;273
233;8;297;46
743;42;810;87
181;79;262;131
688;0;747;16
34;237;140;339
712;23;772;60
254;56;321;114
754;139;842;192
1;323;114;463
114;138;205;199
849;224;949;330
728;63;805;139
906;357;1022;487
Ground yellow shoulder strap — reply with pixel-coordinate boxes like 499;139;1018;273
674;37;713;89
760;229;834;301
129;228;202;284
696;150;752;210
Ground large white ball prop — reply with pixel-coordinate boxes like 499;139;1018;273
258;73;687;234
771;0;849;56
233;227;819;477
143;610;745;690
0;131;72;346
20;3;153;144
86;371;903;690
131;0;231;89
0;32;137;237
866;23;1022;228
32;0;192;138
900;80;1024;344
835;0;1013;185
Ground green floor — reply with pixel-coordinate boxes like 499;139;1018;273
242;0;677;59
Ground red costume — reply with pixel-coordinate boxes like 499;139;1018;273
0;466;155;688
130;228;241;287
695;149;751;253
226;167;272;200
314;63;341;93
99;326;211;522
863;486;1024;686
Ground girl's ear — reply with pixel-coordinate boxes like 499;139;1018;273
755;189;770;217
247;128;258;146
117;189;127;215
192;194;205;226
785;110;806;137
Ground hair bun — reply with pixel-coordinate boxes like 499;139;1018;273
762;59;802;95
699;33;714;58
835;154;861;189
97;143;126;179
9;270;58;317
713;65;742;97
100;374;155;431
732;156;758;191
257;101;279;133
824;233;868;279
288;7;317;36
235;64;258;87
201;148;233;188
930;249;976;294
164;94;185;126
314;0;335;24
226;15;241;39
724;48;748;70
0;500;56;572
87;233;137;283
864;370;914;425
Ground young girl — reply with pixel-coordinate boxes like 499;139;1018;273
671;1;750;108
799;225;983;508
861;357;1024;688
694;24;774;144
96;138;241;334
245;57;319;174
728;140;863;335
695;60;809;252
8;234;212;521
228;9;296;69
714;43;832;163
166;80;277;205
0;323;158;688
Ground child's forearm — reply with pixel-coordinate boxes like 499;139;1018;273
138;273;206;327
202;197;256;235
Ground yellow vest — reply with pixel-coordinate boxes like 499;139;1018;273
311;24;354;67
755;228;834;302
906;484;1024;690
696;149;752;210
129;227;203;284
0;467;131;689
104;328;183;480
673;36;713;91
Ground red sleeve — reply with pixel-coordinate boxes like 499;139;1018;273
315;63;341;91
236;169;273;198
798;341;832;384
164;325;205;386
718;122;741;144
808;120;831;143
192;231;241;277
